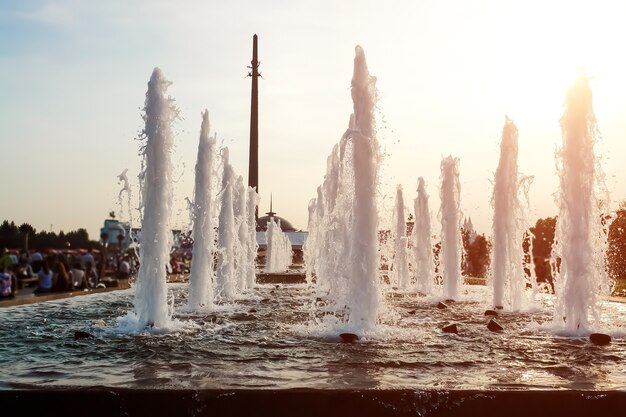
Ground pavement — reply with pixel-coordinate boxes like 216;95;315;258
1;275;624;308
0;278;130;308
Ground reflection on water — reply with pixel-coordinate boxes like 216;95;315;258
0;284;624;390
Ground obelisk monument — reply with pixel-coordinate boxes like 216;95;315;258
248;34;260;220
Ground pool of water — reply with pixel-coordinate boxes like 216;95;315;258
1;283;625;391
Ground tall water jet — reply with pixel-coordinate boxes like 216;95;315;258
215;147;237;301
413;177;434;294
344;46;380;328
553;73;611;332
391;184;410;288
305;46;380;330
303;194;320;283
439;156;462;300
117;168;132;224
316;146;342;292
134;68;177;328
188;110;217;310
233;176;247;290
244;186;259;288
264;218;292;273
491;117;534;310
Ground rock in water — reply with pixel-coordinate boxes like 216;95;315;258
442;324;458;334
339;333;359;343
437;301;449;309
407;310;417;315
487;318;503;332
484;310;498;316
590;333;611;346
74;330;95;340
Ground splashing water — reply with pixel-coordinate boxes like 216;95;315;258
215;147;237;301
391;184;410;288
233;176;247;288
491;117;535;310
413;177;434;294
303;193;320;283
305;46;381;331
439;156;462;300
244;186;259;288
310;146;343;292
552;74;612;333
188;110;217;310
133;68;177;328
117;169;132;225
264;218;292;273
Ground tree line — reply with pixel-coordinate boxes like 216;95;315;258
0;220;100;251
462;203;626;282
5;206;626;281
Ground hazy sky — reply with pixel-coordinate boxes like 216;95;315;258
1;0;626;241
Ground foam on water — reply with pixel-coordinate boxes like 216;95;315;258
2;283;625;391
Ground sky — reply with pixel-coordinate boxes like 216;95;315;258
1;0;626;241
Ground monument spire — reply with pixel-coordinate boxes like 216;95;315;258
248;34;260;220
266;193;276;217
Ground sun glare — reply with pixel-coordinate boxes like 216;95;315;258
482;0;624;125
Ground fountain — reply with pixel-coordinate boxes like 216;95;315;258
305;46;381;331
391;184;410;288
187;110;217;310
132;67;176;328
116;168;132;225
413;177;434;294
214;147;238;301
491;117;534;310
305;147;342;293
264;218;291;273
1;55;626;417
552;73;612;333
439;156;462;300
233;176;247;288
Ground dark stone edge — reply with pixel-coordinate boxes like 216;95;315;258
2;388;625;417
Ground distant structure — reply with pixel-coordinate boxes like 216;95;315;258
246;34;300;235
248;34;260;220
257;194;297;232
463;216;478;243
100;219;131;249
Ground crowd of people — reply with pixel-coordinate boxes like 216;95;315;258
0;247;135;299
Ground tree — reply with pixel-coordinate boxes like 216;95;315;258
607;203;626;280
461;230;491;278
528;216;556;283
18;223;35;251
0;219;98;250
